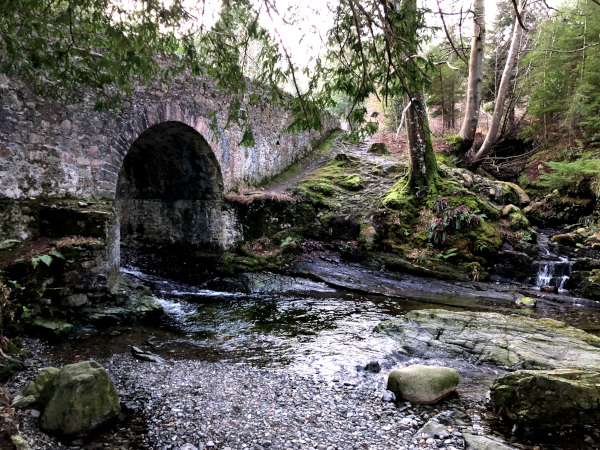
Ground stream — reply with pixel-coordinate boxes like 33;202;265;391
13;264;600;449
532;231;575;292
50;265;600;391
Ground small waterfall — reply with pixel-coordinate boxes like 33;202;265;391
535;257;573;292
533;232;573;292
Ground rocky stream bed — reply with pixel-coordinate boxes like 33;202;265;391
5;263;600;450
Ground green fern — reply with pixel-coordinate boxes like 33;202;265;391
31;254;54;269
539;153;600;196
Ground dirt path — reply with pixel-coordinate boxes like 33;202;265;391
264;131;410;195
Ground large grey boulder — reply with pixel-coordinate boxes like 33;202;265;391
387;364;459;404
463;433;517;450
376;309;600;370
40;361;120;436
490;369;600;427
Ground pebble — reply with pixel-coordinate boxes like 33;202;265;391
382;390;396;402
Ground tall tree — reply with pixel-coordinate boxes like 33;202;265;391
427;43;467;135
457;0;485;155
470;0;527;170
524;0;600;145
322;0;439;191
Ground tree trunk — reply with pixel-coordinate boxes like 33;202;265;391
405;92;439;193
395;0;439;192
457;0;485;155
470;0;525;171
439;67;445;134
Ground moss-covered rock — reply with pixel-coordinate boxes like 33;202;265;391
523;200;553;225
503;182;530;206
387;364;459;404
516;297;536;308
490;369;600;428
465;221;504;256
367;142;391;155
551;232;583;247
578;269;600;300
17;367;60;407
81;275;163;326
40;361;119;436
10;435;30;450
336;175;364;191
31;318;73;340
508;210;530;231
501;204;519;217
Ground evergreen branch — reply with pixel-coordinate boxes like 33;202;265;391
347;0;369;118
262;0;310;129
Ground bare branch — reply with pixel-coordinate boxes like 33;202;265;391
541;0;558;12
511;0;530;31
434;61;460;70
396;100;412;136
436;0;467;64
347;0;370;119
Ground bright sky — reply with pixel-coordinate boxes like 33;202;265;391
165;0;563;90
250;0;562;67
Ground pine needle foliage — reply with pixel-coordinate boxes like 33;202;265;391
538;152;600;196
1;0;440;187
523;0;600;144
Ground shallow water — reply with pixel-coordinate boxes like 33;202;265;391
50;266;600;404
122;267;461;374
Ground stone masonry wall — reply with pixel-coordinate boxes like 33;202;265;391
0;73;338;241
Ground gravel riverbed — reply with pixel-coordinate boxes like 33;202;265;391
7;338;499;450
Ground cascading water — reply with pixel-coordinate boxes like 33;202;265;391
534;232;574;292
536;256;573;291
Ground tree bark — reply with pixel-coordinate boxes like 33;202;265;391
405;92;439;193
470;0;526;171
396;0;439;192
439;67;445;134
457;0;485;155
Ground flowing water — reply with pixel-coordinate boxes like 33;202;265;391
533;232;574;292
54;265;600;391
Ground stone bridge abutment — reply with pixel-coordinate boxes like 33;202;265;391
0;73;338;289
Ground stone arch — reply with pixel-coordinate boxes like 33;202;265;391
96;102;226;200
106;113;241;281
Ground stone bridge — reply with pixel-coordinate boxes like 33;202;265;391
0;73;338;284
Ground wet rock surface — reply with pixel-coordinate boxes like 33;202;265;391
490;369;600;427
81;275;164;326
7;342;496;450
377;309;600;370
4;268;600;449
